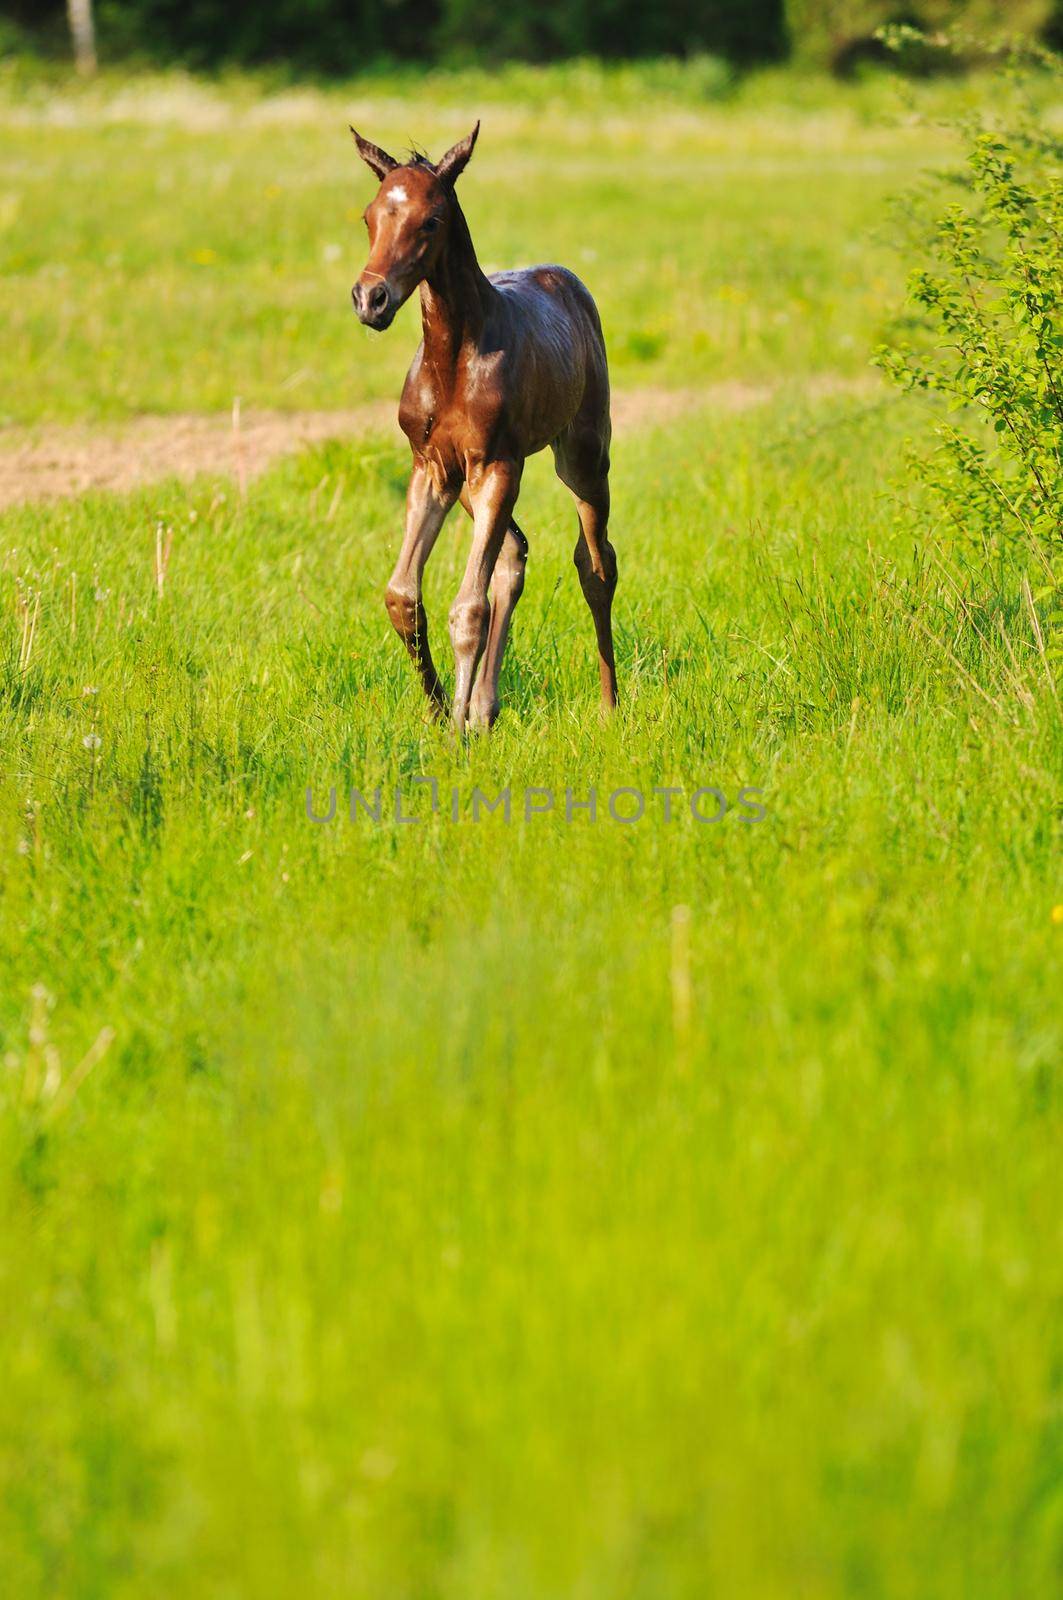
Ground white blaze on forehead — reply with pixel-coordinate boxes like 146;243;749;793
387;184;408;205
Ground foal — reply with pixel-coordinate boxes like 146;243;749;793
350;122;618;728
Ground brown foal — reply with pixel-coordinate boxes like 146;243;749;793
350;122;617;728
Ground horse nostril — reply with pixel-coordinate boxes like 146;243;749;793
369;283;389;314
351;284;362;313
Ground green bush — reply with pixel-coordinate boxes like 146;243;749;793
876;46;1063;644
784;0;1054;71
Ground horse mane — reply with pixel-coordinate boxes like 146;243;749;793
405;147;436;172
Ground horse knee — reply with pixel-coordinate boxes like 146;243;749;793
384;582;421;643
449;595;490;656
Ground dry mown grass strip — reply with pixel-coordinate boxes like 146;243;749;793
0;376;878;510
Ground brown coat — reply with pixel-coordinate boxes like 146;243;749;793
352;124;617;727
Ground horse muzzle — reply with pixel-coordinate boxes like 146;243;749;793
352;278;396;330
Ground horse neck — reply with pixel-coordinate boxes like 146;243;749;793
419;198;494;370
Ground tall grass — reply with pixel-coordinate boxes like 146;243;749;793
0;64;1061;1599
2;393;1060;1595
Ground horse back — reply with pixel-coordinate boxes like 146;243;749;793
488;266;610;455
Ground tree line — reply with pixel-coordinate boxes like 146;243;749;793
5;0;1061;75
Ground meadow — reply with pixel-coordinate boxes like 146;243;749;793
0;59;1061;1599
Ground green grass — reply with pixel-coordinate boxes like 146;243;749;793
1;61;1062;1600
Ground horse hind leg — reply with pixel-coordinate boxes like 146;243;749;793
573;490;618;710
554;439;618;710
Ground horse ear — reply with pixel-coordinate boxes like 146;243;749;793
350;127;398;181
436;121;479;187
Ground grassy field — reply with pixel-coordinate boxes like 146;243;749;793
1;61;1061;1599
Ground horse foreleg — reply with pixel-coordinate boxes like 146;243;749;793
385;461;456;716
449;460;521;730
468;521;528;728
451;486;528;729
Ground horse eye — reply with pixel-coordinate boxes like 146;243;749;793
423;217;440;234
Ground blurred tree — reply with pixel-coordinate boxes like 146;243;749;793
94;0;434;70
435;0;785;63
3;0;787;69
66;0;97;71
1044;0;1063;45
